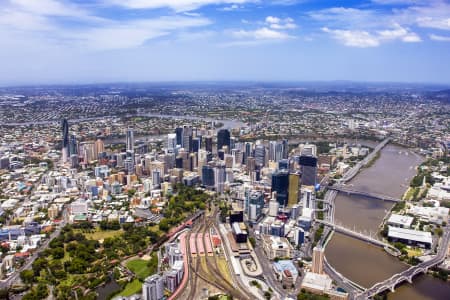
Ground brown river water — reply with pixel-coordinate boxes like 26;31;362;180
325;144;450;299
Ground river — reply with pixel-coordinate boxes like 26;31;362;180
324;144;450;299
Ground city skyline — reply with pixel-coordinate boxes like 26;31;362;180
1;0;450;85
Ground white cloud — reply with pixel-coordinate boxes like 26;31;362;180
265;16;297;29
429;33;450;41
266;16;281;24
232;27;292;40
107;0;257;12
322;27;380;47
416;17;450;30
322;24;421;47
71;16;212;50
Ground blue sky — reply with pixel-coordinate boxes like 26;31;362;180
1;0;450;85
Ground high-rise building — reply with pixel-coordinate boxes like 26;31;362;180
182;125;193;152
272;170;289;207
175;127;183;146
217;129;231;152
214;163;226;193
167;133;177;153
312;246;324;274
126;128;134;152
69;134;78;156
204;136;213;152
247;190;265;223
61;119;69;163
142;274;164;300
288;173;300;207
299;155;318;186
202;165;215;187
301;186;314;210
254;145;266;167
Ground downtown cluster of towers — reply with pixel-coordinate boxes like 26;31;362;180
61;120;318;209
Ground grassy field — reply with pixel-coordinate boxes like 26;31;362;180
119;279;142;297
83;229;123;240
126;259;152;280
406;248;422;257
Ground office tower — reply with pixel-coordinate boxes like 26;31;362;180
246;157;256;174
94;139;104;159
247;190;264;223
175;127;183;146
301;186;314;210
288;173;300;207
254;145;266;167
69;134;78;156
61;118;69;163
269;141;277;162
204;136;213;152
126;128;134;152
202;165;215;187
282;139;289;159
214;163;226;193
167;133;177;153
192;137;200;153
152;170;161;188
244;142;253;164
278;159;289;170
217;129;231;152
182;125;193;152
272;170;289;207
142;274;164;300
231;149;243;167
312;246;324;274
299;155;318;186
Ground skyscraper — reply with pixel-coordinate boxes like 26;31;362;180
202;165;215;187
126;128;134;152
204;136;213;152
182;125;193;152
254;145;266;167
167;133;177;153
69;134;78;156
175;127;183;146
271;170;289;207
288;173;300;207
61;118;69;163
299;155;318;186
312;246;324;274
217;129;231;152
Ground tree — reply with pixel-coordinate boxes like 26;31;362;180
20;269;35;285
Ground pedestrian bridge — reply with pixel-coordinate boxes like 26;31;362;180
316;219;401;256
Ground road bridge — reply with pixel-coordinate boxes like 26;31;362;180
356;226;450;299
341;138;390;183
329;186;402;203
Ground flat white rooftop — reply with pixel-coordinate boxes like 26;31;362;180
388;226;432;244
387;213;414;227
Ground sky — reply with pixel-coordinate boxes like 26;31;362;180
1;0;450;85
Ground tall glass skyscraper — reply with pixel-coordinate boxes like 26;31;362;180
61;119;69;162
126;128;134;152
217;129;230;152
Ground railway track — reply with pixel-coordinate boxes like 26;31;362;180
183;208;252;300
202;212;252;300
